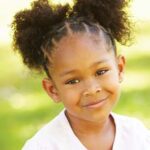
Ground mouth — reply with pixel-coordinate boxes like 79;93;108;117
82;97;108;109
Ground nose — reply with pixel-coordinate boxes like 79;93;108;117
82;78;102;97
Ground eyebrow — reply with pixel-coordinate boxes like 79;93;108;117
59;59;109;77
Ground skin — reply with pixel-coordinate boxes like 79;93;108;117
42;31;125;150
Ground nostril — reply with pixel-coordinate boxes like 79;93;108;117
83;91;89;97
96;88;101;93
83;87;101;96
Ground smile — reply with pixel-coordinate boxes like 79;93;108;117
82;97;108;109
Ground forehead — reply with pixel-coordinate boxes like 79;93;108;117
53;31;110;56
49;32;114;75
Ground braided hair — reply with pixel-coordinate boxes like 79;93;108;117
12;0;132;77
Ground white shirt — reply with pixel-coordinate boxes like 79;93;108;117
22;110;150;150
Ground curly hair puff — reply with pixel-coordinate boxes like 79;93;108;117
11;0;132;76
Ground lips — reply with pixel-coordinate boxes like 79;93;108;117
82;97;108;109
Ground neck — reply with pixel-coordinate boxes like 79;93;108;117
65;111;114;135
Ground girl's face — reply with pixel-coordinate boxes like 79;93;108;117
43;32;125;123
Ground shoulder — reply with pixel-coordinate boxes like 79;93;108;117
22;109;70;150
112;112;149;132
112;113;150;149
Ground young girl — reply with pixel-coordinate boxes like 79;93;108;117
12;0;150;149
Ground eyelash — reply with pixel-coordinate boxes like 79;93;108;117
65;79;80;85
65;69;109;85
96;69;108;76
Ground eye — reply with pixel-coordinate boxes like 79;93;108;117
96;69;108;76
65;79;80;85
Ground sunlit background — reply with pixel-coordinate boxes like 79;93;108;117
0;0;150;150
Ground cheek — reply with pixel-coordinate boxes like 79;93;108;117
58;87;81;106
102;73;121;109
102;70;120;93
108;77;121;101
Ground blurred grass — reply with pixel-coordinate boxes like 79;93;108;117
0;21;150;150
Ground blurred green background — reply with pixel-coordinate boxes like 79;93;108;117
0;0;150;150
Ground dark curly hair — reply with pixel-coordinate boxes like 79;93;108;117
11;0;132;77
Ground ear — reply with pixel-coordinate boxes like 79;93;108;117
117;55;125;83
42;78;61;103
